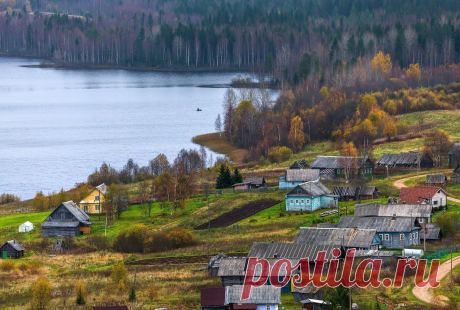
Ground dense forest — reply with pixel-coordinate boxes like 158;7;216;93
1;0;460;89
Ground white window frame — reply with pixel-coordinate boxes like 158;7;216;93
409;233;413;240
306;199;310;204
301;200;304;204
400;234;404;240
419;218;424;223
95;204;100;211
415;232;418;240
95;195;100;201
290;199;293;204
295;199;299;204
379;234;383;240
84;205;88;212
384;234;389;241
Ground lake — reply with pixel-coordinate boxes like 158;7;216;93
0;57;263;199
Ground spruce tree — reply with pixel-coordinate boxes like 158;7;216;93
128;286;136;301
76;287;85;305
215;164;226;189
231;168;243;184
222;166;232;188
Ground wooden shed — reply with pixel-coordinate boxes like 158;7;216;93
333;186;379;201
425;174;447;185
449;143;460;168
42;201;92;237
310;156;374;179
376;152;434;168
0;240;24;259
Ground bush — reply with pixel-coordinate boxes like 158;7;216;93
16;262;29;272
113;224;148;253
268;146;293;163
436;214;456;238
166;229;198;249
0;259;15;271
111;263;128;286
145;231;172;253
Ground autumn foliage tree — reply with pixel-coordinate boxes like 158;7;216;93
32;191;48;211
423;130;452;166
339;142;358;182
371;51;392;80
383;121;398;141
288;116;305;152
31;277;51;310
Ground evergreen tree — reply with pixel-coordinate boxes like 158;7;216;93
222;166;232;188
128;286;136;301
76;287;85;305
215;164;226;189
231;168;243;184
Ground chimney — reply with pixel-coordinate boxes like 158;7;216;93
392;213;396;221
273;253;278;259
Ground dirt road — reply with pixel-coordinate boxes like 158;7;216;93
393;174;460;204
412;255;460;305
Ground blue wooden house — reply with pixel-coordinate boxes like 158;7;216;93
285;181;338;211
279;169;320;189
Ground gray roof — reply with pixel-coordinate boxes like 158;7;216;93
423;223;442;240
290;160;309;169
295;227;379;248
62;201;91;222
292;283;321;294
245;176;265;185
248;242;339;260
285;169;320;182
287;181;333;198
376;152;431;166
310;156;371;169
41;221;80;228
95;183;107;195
251;258;302;276
448;143;460;155
354;203;433;218
226;285;281;305
217;258;246;277
425;174;447;184
337;216;421;232
454;164;460;175
316;223;338;228
354;250;396;257
4;240;24;251
333;186;378;197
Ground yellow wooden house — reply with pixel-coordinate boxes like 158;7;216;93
79;184;107;214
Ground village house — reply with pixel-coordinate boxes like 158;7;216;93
233;176;267;192
0;240;24;259
295;227;381;250
200;286;281;310
422;223;443;242
425;174;447;185
285;181;338;211
42;201;92;237
400;186;448;208
336;216;421;249
354;203;433;223
79;183;107;214
449;143;460;168
292;284;327;310
332;186;379;201
217;258;246;287
279;169;320;189
310;156;374;179
376;152;434;168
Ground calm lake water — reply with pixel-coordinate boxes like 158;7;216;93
0;57;260;199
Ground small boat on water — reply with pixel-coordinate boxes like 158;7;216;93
197;108;202;111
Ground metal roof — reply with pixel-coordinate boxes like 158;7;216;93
337;216;421;232
425;174;447;184
286;180;333;198
248;242;339;260
3;240;24;251
217;258;246;277
376;152;432;167
295;227;379;248
285;169;320;182
41;221;80;227
354;203;433;218
423;223;442;240
225;285;281;305
290;159;310;169
95;183;107;195
62;201;91;222
354;250;396;257
310;156;372;169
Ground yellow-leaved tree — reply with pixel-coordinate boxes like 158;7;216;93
31;277;51;310
383;121;397;141
372;51;392;80
340;142;358;182
406;63;421;86
288;116;305;152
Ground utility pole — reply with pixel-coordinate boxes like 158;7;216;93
423;222;426;253
206;185;211;264
451;248;453;290
386;165;389;197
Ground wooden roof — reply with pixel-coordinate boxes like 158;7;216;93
310;156;372;169
333;186;378;197
448;143;460;155
248;242;340;260
337;216;421;232
285;169;320;182
286;181;333;198
245;176;265;185
376;152;432;166
426;174;447;184
295;227;379;248
1;240;24;251
422;223;442;240
225;285;281;305
354;203;433;218
217;258;246;277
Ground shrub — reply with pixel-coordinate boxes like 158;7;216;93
166;229;198;249
268;146;293;163
113;224;148;253
31;277;51;310
0;259;15;271
16;262;29;272
249;219;257;223
147;284;158;301
436;214;456;238
111;263;128;286
145;231;172;253
74;280;87;305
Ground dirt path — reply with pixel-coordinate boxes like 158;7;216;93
393;174;460;204
412;255;460;305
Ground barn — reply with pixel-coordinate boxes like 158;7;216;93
0;240;24;259
217;258;246;287
376;152;434;168
425;174;447;185
310;156;374;179
42;201;92;237
333;186;379;201
422;223;443;242
354;203;433;223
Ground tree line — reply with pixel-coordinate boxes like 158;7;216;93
1;0;460;89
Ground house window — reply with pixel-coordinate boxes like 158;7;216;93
409;233;413;240
290;200;293;204
301;200;304;204
379;234;383;240
384;234;389;241
60;213;66;220
95;195;100;201
415;232;418;240
95;205;100;211
419;218;424;223
266;305;271;310
295;200;299;204
297;189;301;194
84;205;88;212
306;199;310;204
400;234;404;240
434;201;438;205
